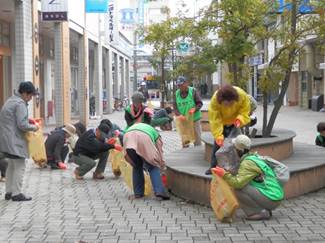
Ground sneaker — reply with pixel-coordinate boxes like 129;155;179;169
11;193;32;202
93;172;105;180
74;168;84;180
0;176;5;182
49;163;60;170
58;162;67;170
246;209;271;221
5;192;12;200
205;169;212;175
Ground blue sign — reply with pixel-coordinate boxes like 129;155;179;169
120;8;135;24
276;0;314;14
85;0;108;13
177;42;189;53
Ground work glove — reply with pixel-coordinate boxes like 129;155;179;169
211;166;226;177
188;108;196;115
233;119;241;128
114;144;123;152
114;130;121;137
178;115;186;122
57;161;67;170
215;136;224;147
106;137;117;145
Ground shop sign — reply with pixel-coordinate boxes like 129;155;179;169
85;0;108;13
42;0;68;21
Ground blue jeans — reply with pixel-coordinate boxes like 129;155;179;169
126;149;165;196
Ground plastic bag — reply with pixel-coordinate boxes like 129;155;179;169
210;170;239;223
175;114;195;146
108;148;122;177
119;157;153;196
25;128;47;168
216;127;241;174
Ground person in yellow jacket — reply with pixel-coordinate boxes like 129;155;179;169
205;84;251;175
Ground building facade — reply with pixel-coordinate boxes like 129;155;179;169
0;0;133;126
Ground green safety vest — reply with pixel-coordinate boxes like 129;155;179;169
243;154;284;201
317;133;324;145
126;123;159;143
176;87;201;121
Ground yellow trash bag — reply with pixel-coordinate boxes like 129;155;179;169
108;148;122;177
175;113;196;146
25;128;47;168
210;170;239;223
119;158;153;196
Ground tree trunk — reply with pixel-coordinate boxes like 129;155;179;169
262;91;268;136
160;57;165;108
264;0;297;137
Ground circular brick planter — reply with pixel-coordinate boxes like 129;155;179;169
202;129;296;163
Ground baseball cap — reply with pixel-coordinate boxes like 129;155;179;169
176;76;187;85
231;135;251;151
97;123;110;138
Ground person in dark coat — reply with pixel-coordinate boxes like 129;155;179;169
72;123;122;180
100;119;124;145
45;124;76;169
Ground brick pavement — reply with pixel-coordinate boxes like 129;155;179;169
1;108;325;243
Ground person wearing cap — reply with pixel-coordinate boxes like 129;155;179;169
0;81;39;201
212;135;284;220
124;92;147;130
173;76;203;147
205;84;251;175
100;119;124;145
72;124;122;180
45;124;76;170
138;79;150;102
123;108;170;200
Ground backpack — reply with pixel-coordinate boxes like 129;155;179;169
256;154;290;186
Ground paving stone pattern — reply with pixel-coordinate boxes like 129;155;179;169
1;108;325;243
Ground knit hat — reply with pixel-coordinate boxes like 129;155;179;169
131;92;145;104
62;124;76;137
232;135;251;151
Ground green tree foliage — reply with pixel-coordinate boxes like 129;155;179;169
144;15;183;106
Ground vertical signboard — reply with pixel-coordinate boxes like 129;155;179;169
42;0;68;21
137;0;145;47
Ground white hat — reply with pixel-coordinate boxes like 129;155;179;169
232;135;251;151
62;124;76;137
141;81;146;86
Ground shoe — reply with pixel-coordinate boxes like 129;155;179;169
11;193;32;202
58;162;67;170
93;172;105;180
0;176;5;182
155;193;170;200
205;169;212;175
5;192;12;200
246;210;271;221
50;163;60;170
74;168;84;180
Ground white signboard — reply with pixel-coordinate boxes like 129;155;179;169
42;0;68;21
320;63;325;70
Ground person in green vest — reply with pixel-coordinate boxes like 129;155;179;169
123;109;170;200
212;135;284;220
173;76;203;147
315;122;325;147
124;92;147;129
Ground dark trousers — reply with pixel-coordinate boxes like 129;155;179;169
210;125;236;168
47;145;69;166
0;158;8;177
73;151;109;176
126;149;165;196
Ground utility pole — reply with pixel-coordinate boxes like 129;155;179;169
133;31;138;92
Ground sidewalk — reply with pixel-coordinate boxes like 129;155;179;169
0;107;325;242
